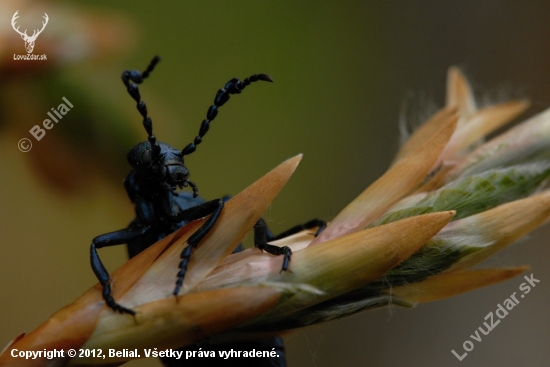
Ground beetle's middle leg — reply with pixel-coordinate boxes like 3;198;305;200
172;199;224;296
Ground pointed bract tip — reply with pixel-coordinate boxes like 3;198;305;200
391;266;529;305
283;153;303;169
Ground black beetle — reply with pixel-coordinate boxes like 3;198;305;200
89;56;326;315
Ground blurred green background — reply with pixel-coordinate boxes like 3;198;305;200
1;1;549;366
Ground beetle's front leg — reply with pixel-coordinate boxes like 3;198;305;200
171;199;224;296
91;226;151;315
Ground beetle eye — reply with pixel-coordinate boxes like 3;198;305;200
141;149;151;164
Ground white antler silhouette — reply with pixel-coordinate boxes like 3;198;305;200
11;11;49;54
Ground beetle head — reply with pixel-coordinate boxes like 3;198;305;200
127;141;189;188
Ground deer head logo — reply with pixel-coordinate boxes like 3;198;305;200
11;11;49;54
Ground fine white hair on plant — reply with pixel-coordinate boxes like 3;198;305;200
398;91;439;146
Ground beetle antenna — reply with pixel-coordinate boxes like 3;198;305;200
181;74;273;156
122;56;162;160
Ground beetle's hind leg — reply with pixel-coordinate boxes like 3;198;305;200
267;218;326;241
253;217;326;272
